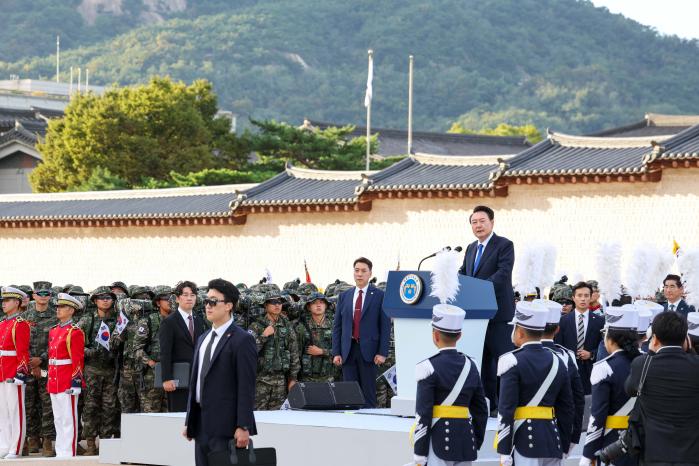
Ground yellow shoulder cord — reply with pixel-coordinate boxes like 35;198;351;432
66;327;73;359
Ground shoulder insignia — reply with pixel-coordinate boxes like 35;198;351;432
137;326;147;336
247;329;255;335
590;360;613;386
415;359;434;382
497;352;518;376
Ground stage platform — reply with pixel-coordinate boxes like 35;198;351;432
96;410;586;466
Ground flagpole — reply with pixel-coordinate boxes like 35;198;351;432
407;55;413;155
365;49;373;171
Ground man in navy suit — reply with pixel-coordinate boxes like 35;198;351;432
184;279;257;466
555;281;604;394
459;205;515;415
662;274;695;316
332;257;390;408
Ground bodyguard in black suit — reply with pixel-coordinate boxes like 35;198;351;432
661;274;695;317
185;279;257;466
555;282;604;394
159;281;207;411
624;311;699;466
458;205;515;413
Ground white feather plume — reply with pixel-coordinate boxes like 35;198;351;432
429;248;462;304
514;243;540;295
595;242;623;303
625;244;661;299
539;244;558;291
678;248;699;308
653;250;674;293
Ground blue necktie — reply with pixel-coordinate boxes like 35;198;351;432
473;243;484;272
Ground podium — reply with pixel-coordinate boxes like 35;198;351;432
384;271;497;416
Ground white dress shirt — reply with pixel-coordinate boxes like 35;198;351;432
178;308;193;328
352;285;369;311
667;299;682;312
574;309;589;337
196;316;235;403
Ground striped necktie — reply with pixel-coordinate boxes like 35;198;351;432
577;313;585;351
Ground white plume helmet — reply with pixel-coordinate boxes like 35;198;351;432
514;242;549;295
595;242;623;303
653;250;674;292
429;248;462;304
678;248;699;308
538;244;558;291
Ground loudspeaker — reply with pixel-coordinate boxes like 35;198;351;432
288;381;365;410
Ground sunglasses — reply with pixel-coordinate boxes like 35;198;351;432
34;291;52;297
94;295;113;301
266;300;284;306
203;298;229;307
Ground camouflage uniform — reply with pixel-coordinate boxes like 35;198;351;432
23;283;58;449
110;297;152;413
375;322;396;408
79;287;120;440
249;292;300;410
295;293;335;383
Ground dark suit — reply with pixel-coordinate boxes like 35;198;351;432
555;310;605;394
186;322;257;466
459;233;516;410
331;285;389;408
662;299;695;317
159;310;206;411
625;347;699;465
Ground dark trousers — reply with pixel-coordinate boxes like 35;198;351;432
167;389;189;412
342;340;377;408
482;320;515;411
195;430;232;466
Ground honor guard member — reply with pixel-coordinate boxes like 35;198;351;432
47;294;85;458
581;306;641;466
535;299;585;450
496;301;574;466
0;286;31;459
412;304;488;466
295;292;335;383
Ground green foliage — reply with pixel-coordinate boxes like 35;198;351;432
3;0;699;134
74;167;130;191
166;168;276;186
31;76;250;192
449;122;543;144
251;119;378;170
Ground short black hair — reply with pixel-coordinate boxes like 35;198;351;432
436;330;460;344
605;329;641;360
207;278;240;308
572;281;592;296
469;205;494;223
653;311;688;347
521;327;544;339
663;274;683;288
174;280;198;296
543;323;559;335
353;257;373;270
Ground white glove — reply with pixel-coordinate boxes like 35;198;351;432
500;455;513;466
6;378;24;385
412;455;428;466
579;456;592;466
65;388;81;395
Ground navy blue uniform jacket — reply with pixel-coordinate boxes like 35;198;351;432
185;323;257;439
331;285;389;362
413;349;488;462
459;233;515;322
542;340;585;444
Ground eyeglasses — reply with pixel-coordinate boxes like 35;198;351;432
203;298;229;307
34;291;51;297
94;295;113;301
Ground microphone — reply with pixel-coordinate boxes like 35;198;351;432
454;246;463;252
418;246;457;271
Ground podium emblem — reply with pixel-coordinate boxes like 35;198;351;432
399;274;423;305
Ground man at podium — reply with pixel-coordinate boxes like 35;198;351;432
459;205;515;416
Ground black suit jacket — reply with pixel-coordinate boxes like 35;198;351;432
662;299;695;317
625;347;699;463
185;323;257;439
555;310;605;394
459;233;515;322
159;311;207;382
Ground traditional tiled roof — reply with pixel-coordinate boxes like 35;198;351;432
306;120;530;157
0;125;39;148
653;124;699;161
589;113;699;138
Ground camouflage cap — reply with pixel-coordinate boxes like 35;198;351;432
586;280;599;292
17;285;32;297
283;278;301;291
67;285;88;296
116;297;152;317
280;289;300;301
376;281;387;292
263;291;285;304
325;280;341;297
550;283;573;304
51;286;64;295
89;286;117;302
32;281;52;291
235;283;248;291
152;285;174;300
62;284;74;293
296;282;318;296
250;283;280;294
304;292;330;309
110;281;129;294
129;285;154;299
334;281;354;295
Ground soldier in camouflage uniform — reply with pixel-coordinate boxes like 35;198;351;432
375;321;396;408
295;293;335;383
23;281;58;456
110;281;129;299
249;291;300;410
133;286;172;413
549;276;574;314
78;287;120;455
110;294;153;414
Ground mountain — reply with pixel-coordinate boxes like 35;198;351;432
1;0;698;133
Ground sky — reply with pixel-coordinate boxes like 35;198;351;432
591;0;699;40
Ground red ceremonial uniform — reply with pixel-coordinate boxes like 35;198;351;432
0;314;30;381
47;323;85;394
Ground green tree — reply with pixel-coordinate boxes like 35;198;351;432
250;119;378;170
31;76;250;192
449;121;544;144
